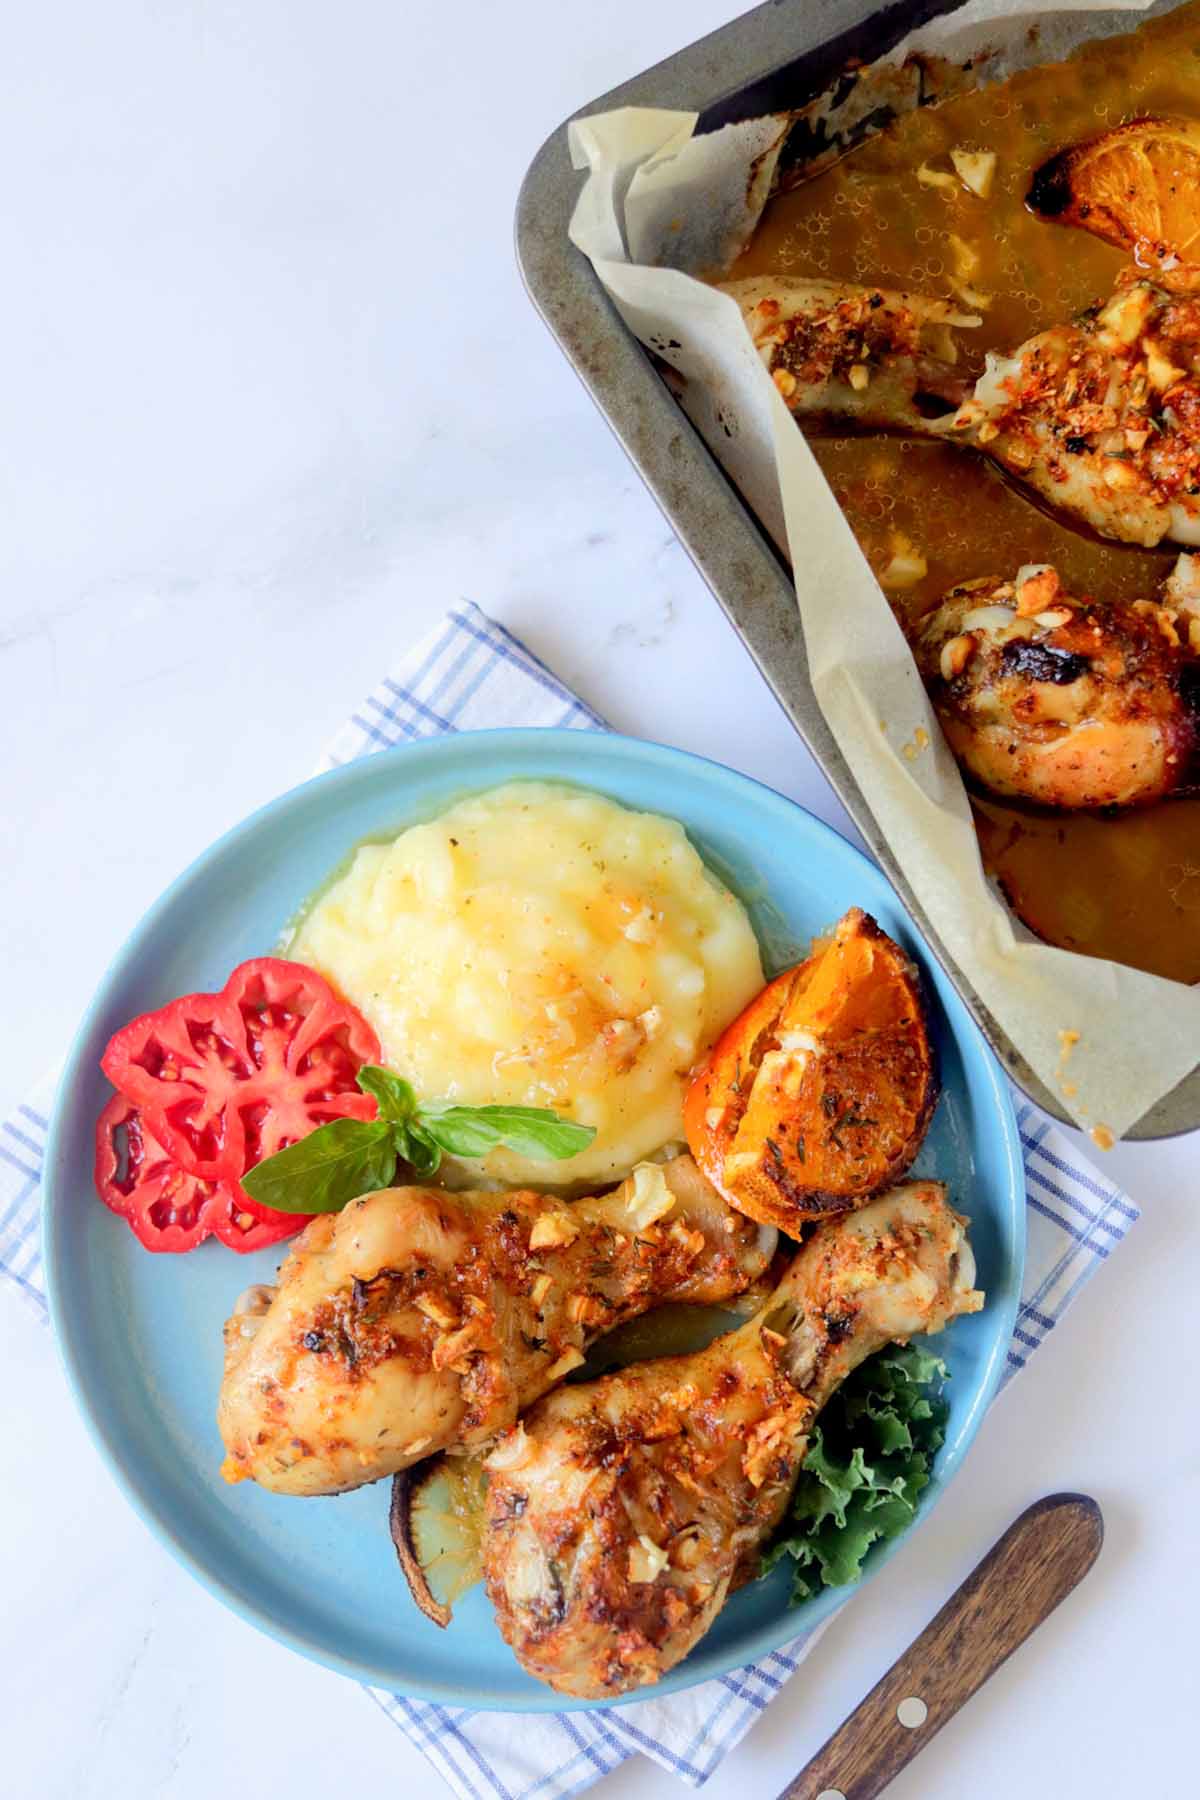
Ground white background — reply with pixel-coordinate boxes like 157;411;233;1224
1;3;1194;1795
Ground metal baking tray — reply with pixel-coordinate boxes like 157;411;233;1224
515;0;1197;1139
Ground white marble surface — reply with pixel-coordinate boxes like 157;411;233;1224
1;3;1195;1796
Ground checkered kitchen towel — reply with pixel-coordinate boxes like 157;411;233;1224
0;602;1140;1800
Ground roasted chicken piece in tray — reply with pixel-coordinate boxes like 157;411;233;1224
684;908;937;1234
722;270;1200;548
481;1180;982;1699
948;277;1200;549
217;1155;775;1496
915;560;1200;810
721;276;979;433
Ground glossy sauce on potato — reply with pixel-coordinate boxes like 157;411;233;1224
724;0;1200;982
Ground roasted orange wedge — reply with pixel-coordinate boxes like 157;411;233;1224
1028;116;1200;288
683;908;937;1235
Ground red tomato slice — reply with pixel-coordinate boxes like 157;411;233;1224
94;1095;302;1254
100;957;381;1209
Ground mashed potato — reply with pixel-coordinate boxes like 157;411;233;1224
289;782;763;1186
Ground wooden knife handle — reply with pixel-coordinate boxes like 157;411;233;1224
778;1493;1104;1800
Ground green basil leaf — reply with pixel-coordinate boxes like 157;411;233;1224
242;1118;397;1215
419;1105;596;1162
395;1121;442;1179
356;1064;418;1125
417;1111;505;1159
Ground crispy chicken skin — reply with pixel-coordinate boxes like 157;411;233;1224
217;1155;776;1496
948;277;1200;548
684;909;936;1232
481;1181;981;1699
720;276;978;431
727;270;1200;547
915;562;1200;809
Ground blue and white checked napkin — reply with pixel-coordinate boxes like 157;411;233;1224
0;602;1140;1800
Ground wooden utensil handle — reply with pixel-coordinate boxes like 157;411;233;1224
779;1493;1103;1800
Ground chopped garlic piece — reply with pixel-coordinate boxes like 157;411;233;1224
414;1293;460;1331
671;1530;704;1571
961;604;1018;634
939;633;976;680
567;1291;610;1327
637;1004;664;1038
948;234;980;280
543;1346;585;1383
628;1534;670;1584
623;1162;677;1233
848;362;870;392
950;147;996;198
1014;565;1061;617
916;161;957;191
1098;286;1154;346
1164;553;1200;615
622;906;656;944
879;533;927;589
529;1210;579;1251
530;1272;553;1309
1144;339;1186;391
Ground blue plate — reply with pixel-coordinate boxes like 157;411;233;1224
43;730;1024;1709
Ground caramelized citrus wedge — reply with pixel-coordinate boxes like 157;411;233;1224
683;908;937;1234
1028;116;1200;287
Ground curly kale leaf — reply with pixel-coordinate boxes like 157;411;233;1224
760;1344;950;1603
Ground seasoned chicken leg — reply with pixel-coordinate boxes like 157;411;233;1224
915;561;1200;809
721;276;978;432
947;277;1200;548
723;271;1200;547
482;1181;981;1699
217;1155;776;1496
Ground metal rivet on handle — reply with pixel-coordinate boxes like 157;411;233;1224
896;1696;928;1729
816;1790;846;1800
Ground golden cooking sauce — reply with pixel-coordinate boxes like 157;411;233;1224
725;0;1200;980
973;793;1200;984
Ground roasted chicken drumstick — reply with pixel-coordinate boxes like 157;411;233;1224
217;1155;776;1496
718;276;979;432
915;560;1200;809
482;1180;981;1699
947;276;1200;548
